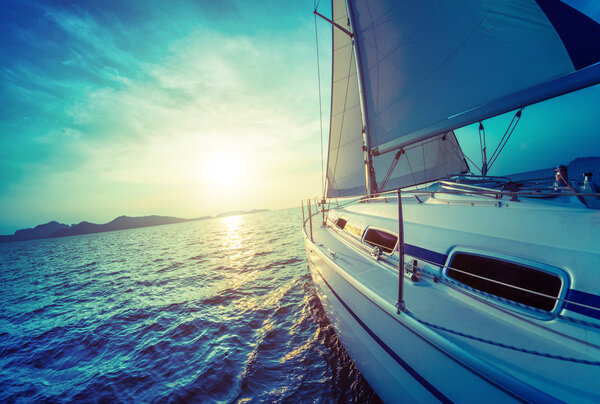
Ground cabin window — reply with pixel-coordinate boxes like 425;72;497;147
341;222;363;238
363;228;398;254
335;218;347;230
447;253;562;311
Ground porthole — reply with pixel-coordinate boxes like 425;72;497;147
447;253;562;312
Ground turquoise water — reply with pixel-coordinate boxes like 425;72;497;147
0;208;380;402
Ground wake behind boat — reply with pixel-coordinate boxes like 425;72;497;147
303;1;600;402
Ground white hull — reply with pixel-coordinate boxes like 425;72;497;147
303;190;600;402
306;237;522;402
308;0;600;400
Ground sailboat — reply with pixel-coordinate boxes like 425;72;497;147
303;0;600;402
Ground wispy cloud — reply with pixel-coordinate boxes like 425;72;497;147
0;0;327;232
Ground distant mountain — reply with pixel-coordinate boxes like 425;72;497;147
0;221;69;243
0;215;198;243
49;215;192;238
0;210;270;243
216;209;270;218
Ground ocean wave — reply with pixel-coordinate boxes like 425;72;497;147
0;209;379;402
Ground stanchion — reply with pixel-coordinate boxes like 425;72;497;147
397;189;406;313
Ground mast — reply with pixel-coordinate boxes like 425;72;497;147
345;0;377;196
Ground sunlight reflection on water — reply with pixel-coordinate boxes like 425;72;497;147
0;209;381;402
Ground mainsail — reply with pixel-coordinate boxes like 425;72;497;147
325;0;600;198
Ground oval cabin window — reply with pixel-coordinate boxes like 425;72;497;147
447;253;562;312
363;228;397;254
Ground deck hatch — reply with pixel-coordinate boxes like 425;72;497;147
448;253;562;312
363;228;398;254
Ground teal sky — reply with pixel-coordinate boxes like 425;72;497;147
2;0;600;235
1;0;332;234
453;0;600;180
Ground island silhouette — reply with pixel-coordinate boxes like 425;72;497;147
0;210;269;243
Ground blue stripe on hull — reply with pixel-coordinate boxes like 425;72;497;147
403;243;600;322
565;289;600;320
404;243;447;266
312;264;452;403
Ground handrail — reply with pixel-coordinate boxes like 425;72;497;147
355;185;600;202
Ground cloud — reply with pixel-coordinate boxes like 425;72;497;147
0;0;326;231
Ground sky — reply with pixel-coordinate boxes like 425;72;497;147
1;0;600;235
0;0;332;234
451;0;600;178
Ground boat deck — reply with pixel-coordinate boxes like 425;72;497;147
306;204;600;402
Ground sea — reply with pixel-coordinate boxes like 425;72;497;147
0;208;381;403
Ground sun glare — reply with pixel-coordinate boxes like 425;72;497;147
203;150;246;188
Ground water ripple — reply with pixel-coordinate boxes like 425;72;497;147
0;208;380;402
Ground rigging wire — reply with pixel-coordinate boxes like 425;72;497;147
422;136;427;181
447;138;481;174
314;3;325;199
379;149;404;191
380;132;476;190
478;122;484;170
405;151;419;189
479;122;488;175
488;108;523;171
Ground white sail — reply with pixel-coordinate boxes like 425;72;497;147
325;0;600;197
349;0;600;155
326;0;470;197
326;0;366;197
372;131;468;191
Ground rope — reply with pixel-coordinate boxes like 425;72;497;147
478;122;485;173
422;136;427;182
488;108;523;170
405;147;419;190
406;311;600;365
379;149;403;191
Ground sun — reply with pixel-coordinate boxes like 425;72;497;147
203;150;245;188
